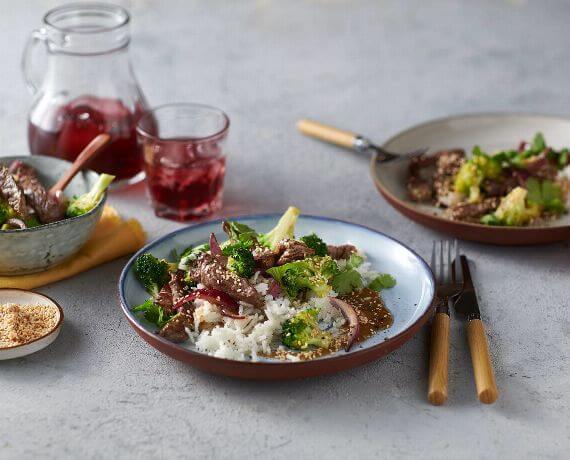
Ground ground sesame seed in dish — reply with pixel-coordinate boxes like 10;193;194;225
0;302;59;348
130;206;397;362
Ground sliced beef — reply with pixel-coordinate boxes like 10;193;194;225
481;177;516;197
155;271;189;314
0;166;32;220
524;153;558;180
327;244;357;260
276;239;315;265
252;246;278;270
407;177;433;202
433;150;465;207
8;161;66;224
197;254;264;308
159;312;194;343
448;197;501;221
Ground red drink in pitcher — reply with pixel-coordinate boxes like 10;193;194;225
28;96;144;181
137;104;230;221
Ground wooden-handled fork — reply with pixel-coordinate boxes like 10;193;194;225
297;119;428;162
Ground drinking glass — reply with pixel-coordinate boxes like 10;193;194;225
137;104;229;221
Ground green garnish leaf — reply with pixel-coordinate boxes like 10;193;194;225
331;269;363;295
367;274;396;291
531;132;546;153
346;253;364;269
132;299;173;328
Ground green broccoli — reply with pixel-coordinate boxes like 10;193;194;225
267;256;338;299
300;233;328;256
281;308;332;350
66;173;115;218
454;146;502;202
222;242;256;278
134;253;170;297
480;187;540;226
258;206;300;249
0;200;14;226
132;298;174;328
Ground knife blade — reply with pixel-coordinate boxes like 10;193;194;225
453;255;481;320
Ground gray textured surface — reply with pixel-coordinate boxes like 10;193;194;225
1;1;569;459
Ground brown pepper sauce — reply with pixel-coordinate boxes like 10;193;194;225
270;288;393;361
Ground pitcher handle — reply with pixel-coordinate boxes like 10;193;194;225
22;28;48;94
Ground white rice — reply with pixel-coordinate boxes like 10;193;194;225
189;251;381;362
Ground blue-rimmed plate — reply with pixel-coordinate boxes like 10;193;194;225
119;214;435;379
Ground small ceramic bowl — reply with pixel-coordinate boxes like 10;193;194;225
0;288;63;360
0;155;106;275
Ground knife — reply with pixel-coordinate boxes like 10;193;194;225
454;256;499;404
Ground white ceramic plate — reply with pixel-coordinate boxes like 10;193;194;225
371;113;570;245
0;289;63;360
119;214;435;379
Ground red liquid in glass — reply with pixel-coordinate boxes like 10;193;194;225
142;138;226;221
28;96;144;181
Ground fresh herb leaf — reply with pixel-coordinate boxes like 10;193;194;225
223;221;258;246
531;132;546;153
526;178;567;214
132;299;173;328
331;269;363;295
368;274;396;291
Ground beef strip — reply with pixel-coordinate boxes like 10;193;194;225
8;161;66;224
252;246;278;270
158;312;194;343
447;197;501;221
155;271;189;314
407;177;433;202
0;166;32;220
327;244;357;260
276;239;315;265
481;176;517;197
433;150;465;207
197;254;264;307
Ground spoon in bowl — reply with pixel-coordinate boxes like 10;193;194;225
49;133;110;195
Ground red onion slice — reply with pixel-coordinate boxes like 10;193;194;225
209;233;222;256
267;280;282;298
329;297;360;352
175;288;244;319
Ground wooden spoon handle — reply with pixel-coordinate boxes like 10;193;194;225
467;319;499;404
49;133;111;194
428;312;450;406
297;119;357;150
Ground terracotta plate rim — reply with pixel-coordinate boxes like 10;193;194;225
118;214;435;378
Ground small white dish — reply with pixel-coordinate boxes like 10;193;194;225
0;289;63;360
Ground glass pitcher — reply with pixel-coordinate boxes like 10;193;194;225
22;2;148;184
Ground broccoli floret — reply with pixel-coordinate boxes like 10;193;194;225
281;308;332;350
267;256;338;299
66;173;115;218
134;253;170;297
480;187;540;226
0;200;14;226
300;233;328;256
258;206;300;249
222;242;256;278
454;147;502;202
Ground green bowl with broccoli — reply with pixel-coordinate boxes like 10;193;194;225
0;155;109;275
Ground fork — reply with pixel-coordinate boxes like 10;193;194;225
428;240;463;406
297;119;429;163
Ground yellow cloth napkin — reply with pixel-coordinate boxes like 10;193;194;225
0;206;146;289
